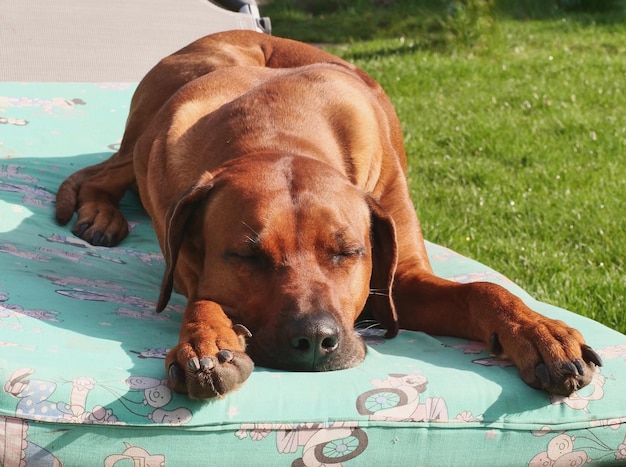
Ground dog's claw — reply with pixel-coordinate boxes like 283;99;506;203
582;345;603;367
233;324;252;338
188;357;201;372
74;223;89;237
490;333;503;355
199;357;215;371
92;231;103;245
217;350;234;363
168;363;185;386
535;363;552;388
573;359;585;376
561;361;579;376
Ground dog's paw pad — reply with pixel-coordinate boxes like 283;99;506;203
167;348;254;400
531;352;601;395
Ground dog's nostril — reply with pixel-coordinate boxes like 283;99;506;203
290;333;338;355
292;336;312;352
321;336;339;352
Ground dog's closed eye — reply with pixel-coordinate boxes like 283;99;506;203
330;247;366;265
225;250;271;270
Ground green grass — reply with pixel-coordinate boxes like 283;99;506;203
263;1;626;333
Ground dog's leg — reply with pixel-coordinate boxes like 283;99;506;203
56;150;135;246
390;240;603;396
372;179;602;396
165;300;254;399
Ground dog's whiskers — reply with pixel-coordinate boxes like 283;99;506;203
241;222;261;246
355;320;384;331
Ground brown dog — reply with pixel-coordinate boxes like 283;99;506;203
56;30;601;399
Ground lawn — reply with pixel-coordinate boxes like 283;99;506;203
263;0;626;333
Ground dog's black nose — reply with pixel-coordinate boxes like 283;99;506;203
287;312;341;370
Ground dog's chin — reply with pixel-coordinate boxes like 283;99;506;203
246;332;367;372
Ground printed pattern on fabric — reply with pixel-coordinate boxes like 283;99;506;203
236;422;368;466
528;426;626;466
1;83;626;466
3;368;192;426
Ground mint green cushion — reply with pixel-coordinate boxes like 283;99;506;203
1;83;625;466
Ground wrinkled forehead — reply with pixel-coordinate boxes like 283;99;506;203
208;156;372;241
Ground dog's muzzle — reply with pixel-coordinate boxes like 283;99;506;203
247;311;367;372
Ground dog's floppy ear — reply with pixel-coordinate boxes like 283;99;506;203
367;196;399;338
157;172;215;312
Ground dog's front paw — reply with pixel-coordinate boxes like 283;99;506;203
72;201;129;246
166;324;254;399
491;318;603;396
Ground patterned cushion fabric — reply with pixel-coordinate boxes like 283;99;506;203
1;83;625;466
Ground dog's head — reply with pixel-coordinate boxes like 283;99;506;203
157;153;398;372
